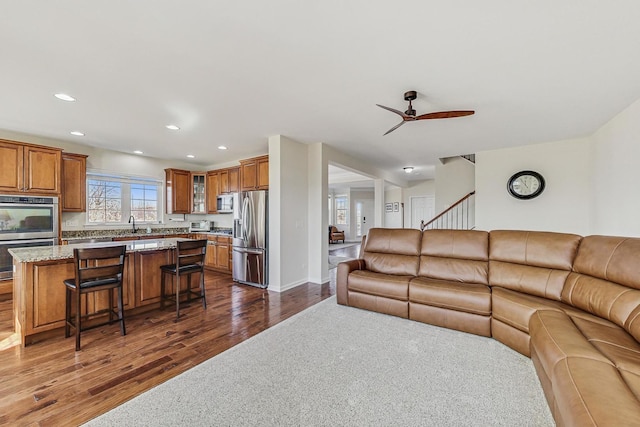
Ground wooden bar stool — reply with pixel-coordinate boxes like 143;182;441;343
160;239;207;320
64;245;127;351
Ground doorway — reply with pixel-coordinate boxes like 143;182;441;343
410;196;435;229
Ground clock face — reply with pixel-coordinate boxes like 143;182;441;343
507;171;545;199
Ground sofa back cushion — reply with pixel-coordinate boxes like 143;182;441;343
489;230;582;300
418;229;489;284
362;228;422;276
563;235;640;341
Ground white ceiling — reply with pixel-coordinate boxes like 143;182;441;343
2;2;640;184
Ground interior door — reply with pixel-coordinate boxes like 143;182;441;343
355;199;374;238
410;196;435;230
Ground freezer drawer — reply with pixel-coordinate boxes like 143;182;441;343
232;247;267;288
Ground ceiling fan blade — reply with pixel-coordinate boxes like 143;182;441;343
415;110;475;120
383;121;406;135
376;104;409;118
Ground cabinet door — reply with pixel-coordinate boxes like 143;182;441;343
62;153;87;212
191;173;206;214
205;240;217;268
0;140;23;192
135;250;172;306
216;238;230;271
228;167;240;193
219;170;229;194
206;172;219;213
165;169;191;214
24;145;62;194
240;160;257;191
31;261;74;332
257;157;269;189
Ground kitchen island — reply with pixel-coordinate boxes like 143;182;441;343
10;238;194;346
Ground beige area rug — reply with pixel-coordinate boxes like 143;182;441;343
85;296;553;426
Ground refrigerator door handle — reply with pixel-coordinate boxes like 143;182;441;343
241;195;250;245
233;247;264;255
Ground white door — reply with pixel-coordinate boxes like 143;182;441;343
410;196;435;229
355;199;374;237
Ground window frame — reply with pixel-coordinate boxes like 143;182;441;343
334;195;348;226
86;171;163;226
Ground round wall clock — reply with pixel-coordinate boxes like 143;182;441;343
507;170;545;200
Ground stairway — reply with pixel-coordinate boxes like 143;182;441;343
420;191;475;231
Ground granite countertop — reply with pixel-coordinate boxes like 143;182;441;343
9;238;189;263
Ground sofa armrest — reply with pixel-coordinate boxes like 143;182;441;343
337;259;366;306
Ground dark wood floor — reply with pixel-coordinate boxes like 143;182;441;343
0;271;335;426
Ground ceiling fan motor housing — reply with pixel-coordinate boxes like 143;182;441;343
404;90;417;116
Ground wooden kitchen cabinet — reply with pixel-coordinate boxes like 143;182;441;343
206;171;219;214
165;168;191;214
239;155;268;191
204;235;231;272
228;167;240;193
0;139;62;195
61;153;88;212
191;172;206;214
135;249;172;306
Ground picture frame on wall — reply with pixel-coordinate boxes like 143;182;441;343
393;202;399;212
385;203;393;213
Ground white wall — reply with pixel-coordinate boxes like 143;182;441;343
475;137;591;234
435;157;475;213
268;135;309;292
591;98;640;237
384;187;403;228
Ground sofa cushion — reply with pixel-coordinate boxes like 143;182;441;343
418;229;489;284
529;310;613;380
564;235;640;343
552;357;640;426
409;277;491;316
362;228;422;276
348;270;411;301
489;230;581;300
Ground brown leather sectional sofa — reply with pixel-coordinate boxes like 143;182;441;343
337;228;640;426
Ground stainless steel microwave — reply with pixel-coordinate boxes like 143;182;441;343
216;194;233;213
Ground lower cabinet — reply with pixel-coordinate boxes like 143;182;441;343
204;235;232;273
20;255;136;340
135;249;172;306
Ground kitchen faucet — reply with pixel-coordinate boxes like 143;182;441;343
128;215;138;233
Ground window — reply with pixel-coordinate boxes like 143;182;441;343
87;172;162;224
335;196;348;225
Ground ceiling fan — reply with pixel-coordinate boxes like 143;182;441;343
376;90;474;135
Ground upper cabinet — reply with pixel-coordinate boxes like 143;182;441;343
61;153;88;212
218;166;239;194
206;171;219;214
165;168;191;214
0;139;62;195
191;172;206;214
239;155;268;191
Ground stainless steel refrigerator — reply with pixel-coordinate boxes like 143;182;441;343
232;190;268;288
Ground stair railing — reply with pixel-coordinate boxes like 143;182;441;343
420;191;476;231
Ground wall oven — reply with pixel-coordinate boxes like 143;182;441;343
0;195;59;280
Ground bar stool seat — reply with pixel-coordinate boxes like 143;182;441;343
64;245;127;351
160;239;207;320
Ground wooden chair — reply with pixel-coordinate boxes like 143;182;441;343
64;245;127;351
160;239;207;320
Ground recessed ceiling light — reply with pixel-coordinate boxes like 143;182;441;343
165;124;180;130
403;167;414;173
54;93;76;102
70;131;84;136
218;146;228;150
133;150;143;154
186;154;195;158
